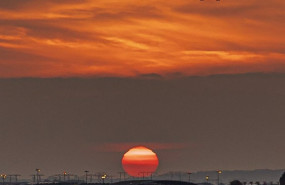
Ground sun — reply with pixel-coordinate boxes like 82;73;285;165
122;146;159;177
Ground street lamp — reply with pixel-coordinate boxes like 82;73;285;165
36;169;40;184
187;172;192;183
63;172;67;182
101;174;107;184
1;174;7;185
206;176;209;183
217;170;222;185
84;171;89;184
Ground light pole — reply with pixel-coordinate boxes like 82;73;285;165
35;169;40;184
15;175;20;183
1;175;6;185
84;171;89;184
63;172;67;182
101;174;106;184
217;170;222;185
118;172;126;181
206;176;209;184
8;175;11;185
187;172;192;183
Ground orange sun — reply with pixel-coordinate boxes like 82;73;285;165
122;146;159;177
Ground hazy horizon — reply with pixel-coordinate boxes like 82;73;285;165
0;73;284;177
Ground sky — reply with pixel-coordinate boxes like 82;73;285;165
0;75;285;177
0;0;285;179
0;0;285;77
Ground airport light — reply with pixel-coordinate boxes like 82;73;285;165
101;174;107;184
206;176;209;183
1;174;7;185
217;170;222;185
36;169;40;184
63;171;67;182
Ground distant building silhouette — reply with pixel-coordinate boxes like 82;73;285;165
230;180;243;185
280;172;285;185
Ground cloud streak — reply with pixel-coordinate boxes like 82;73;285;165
0;0;284;77
89;142;190;153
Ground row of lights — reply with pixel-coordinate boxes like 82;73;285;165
1;169;221;184
35;169;219;184
188;170;222;184
0;174;21;183
84;170;108;184
0;174;7;182
61;170;108;183
21;169;109;184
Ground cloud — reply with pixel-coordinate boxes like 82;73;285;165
138;73;163;79
0;0;87;10
89;142;189;153
0;0;284;77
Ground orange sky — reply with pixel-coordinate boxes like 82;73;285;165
0;0;284;77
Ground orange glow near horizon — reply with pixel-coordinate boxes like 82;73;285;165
0;0;285;77
122;146;159;177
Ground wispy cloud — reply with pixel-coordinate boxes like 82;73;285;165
0;0;284;77
89;142;190;153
